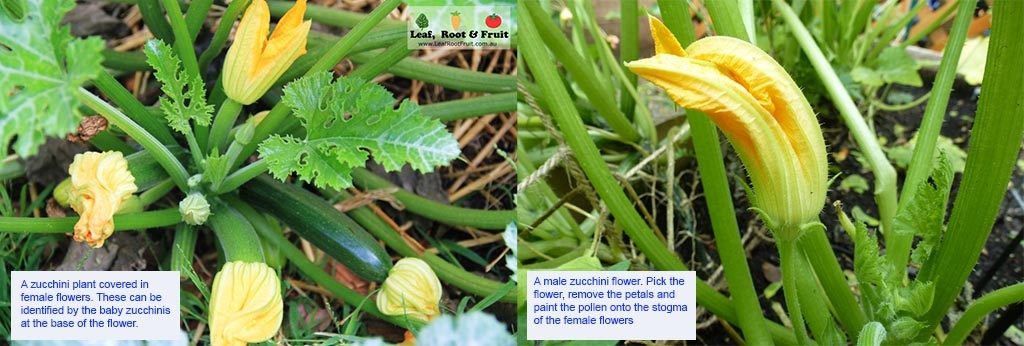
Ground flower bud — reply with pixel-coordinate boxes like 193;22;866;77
67;151;137;248
179;193;211;226
209;261;283;346
627;17;827;237
223;0;311;105
187;174;203;189
234;121;255;146
376;258;442;321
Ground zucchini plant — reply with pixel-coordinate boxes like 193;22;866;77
519;0;1022;345
0;0;515;342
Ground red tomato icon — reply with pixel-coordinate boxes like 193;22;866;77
485;14;502;28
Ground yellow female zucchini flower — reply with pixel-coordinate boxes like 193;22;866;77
377;258;443;321
627;17;828;238
223;0;311;105
67;151;138;248
209;261;283;346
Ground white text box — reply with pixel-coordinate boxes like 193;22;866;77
527;271;696;340
12;271;180;340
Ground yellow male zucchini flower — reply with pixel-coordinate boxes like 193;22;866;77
209;261;283;346
627;17;828;237
223;0;311;105
66;151;138;248
377;258;443;321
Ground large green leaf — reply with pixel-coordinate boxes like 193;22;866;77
0;0;104;157
259;72;459;190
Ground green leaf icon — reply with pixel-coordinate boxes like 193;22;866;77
416;13;429;29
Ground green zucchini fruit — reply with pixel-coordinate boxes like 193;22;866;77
125;145;186;190
208;200;265;263
240;175;392;282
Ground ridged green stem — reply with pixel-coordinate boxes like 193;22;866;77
351;169;513;230
888;0;976;279
619;0;638;121
138;179;175;206
208;99;243;153
348;40;411;80
75;88;190;190
224;196;425;329
523;1;639;141
159;0;207;150
779;239;810;345
89;131;135;153
137;0;173;43
213;159;267;195
798;229;868;335
576;0;656;141
267;0;403;29
919;0;1024;331
170;223;198;276
662;1;775;344
943;283;1024;345
347;50;515;93
198;0;251;70
420;93;515;122
0;208;180;233
522;8;797;345
158;0;200;78
774;0;898;237
795;247;842;344
93;70;176;144
182;0;212;42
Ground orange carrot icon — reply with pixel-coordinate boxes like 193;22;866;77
450;11;461;30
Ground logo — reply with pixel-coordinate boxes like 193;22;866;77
485;13;502;28
451;11;461;30
406;5;513;49
415;13;429;29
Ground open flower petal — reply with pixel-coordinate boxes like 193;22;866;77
648;15;686;57
223;0;311;105
627;28;827;234
67;151;137;248
687;37;828;207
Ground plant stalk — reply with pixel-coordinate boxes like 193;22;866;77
943;283;1024;345
208;99;244;153
522;7;797;344
918;0;1024;331
352;168;513;230
664;1;776;343
779;238;810;345
0;209;181;233
774;0;898;237
75;88;190;190
198;0;252;70
888;0;976;278
522;1;639;142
